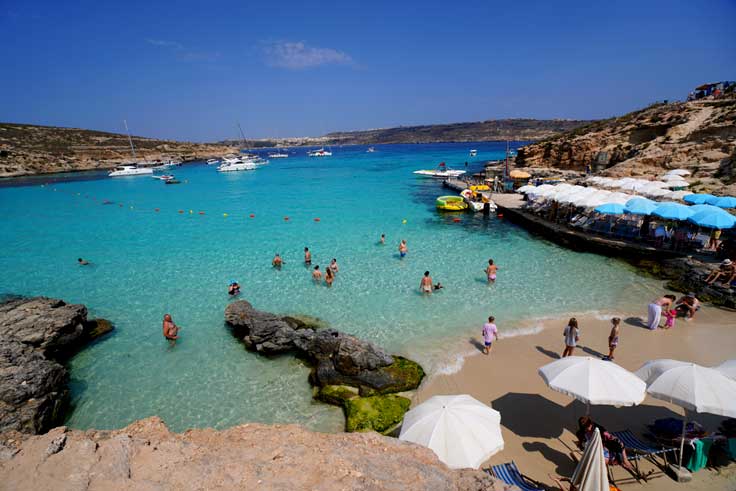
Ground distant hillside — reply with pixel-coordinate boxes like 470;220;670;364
515;97;736;194
0;123;237;177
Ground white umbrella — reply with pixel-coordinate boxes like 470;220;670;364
575;192;611;208
636;360;736;471
714;359;736;381
571;427;610;491
517;185;536;194
643;187;671;198
539;356;646;410
665;169;691;176
399;395;504;469
666;180;689;188
666;190;693;200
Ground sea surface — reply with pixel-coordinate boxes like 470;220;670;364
0;142;664;432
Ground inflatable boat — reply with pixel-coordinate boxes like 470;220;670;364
436;195;468;211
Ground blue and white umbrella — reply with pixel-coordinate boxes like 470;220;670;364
595;203;626;215
688;210;736;229
713;196;736;209
651;202;695;220
624;198;657;215
684;194;716;205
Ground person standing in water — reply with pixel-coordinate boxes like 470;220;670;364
562;318;579;357
380;234;386;245
77;258;90;266
329;258;339;274
162;314;180;346
420;271;433;294
272;253;283;269
312;265;322;283
325;267;334;287
482;316;498;355
485;259;498;283
399;239;408;258
304;247;312;265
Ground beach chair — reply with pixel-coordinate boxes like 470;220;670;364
487;461;546;491
612;430;677;474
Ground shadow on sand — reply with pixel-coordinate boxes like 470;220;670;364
468;337;485;353
536;346;561;360
624;316;650;330
579;345;607;359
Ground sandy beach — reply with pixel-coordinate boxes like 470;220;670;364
415;305;736;490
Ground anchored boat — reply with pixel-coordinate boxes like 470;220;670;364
414;162;466;179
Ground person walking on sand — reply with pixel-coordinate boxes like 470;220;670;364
420;271;433;294
304;247;312;265
312;265;322;283
162;314;180;346
325;267;334;287
272;253;283;269
399;239;408;258
485;259;498;283
605;317;620;361
646;294;676;330
482;316;498;355
562;318;579;357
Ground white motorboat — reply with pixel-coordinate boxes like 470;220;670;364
152;174;175;181
109;164;154;177
308;148;332;157
469;149;477;157
206;158;220;165
217;156;257;172
167;160;182;167
268;151;289;158
413;162;466;178
367;147;376;153
460;189;496;212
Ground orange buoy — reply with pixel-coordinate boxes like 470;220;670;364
314;217;320;222
178;210;184;214
155;208;160;212
497;213;504;218
249;214;255;218
198;211;205;215
453;217;461;223
284;216;289;221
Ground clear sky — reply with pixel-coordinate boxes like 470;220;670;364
1;0;735;141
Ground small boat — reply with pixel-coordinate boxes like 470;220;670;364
436;195;468;211
460;189;497;212
413;162;466;178
268;151;289;158
152;174;175;181
109;164;154;177
217;156;257;172
308;148;332;157
469;149;477;157
367;147;376;153
167;160;182;167
164;179;182;185
206;158;220;165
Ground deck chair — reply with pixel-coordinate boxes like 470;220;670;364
612;430;678;474
487;461;546;491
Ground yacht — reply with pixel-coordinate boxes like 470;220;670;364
367;147;376;153
268;151;289;158
308;148;332;157
413;162;466;179
469;149;477;157
108;164;154;177
206;158;220;165
217;156;257;172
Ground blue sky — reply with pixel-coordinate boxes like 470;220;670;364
1;0;735;141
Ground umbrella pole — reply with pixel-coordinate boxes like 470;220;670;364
678;417;687;471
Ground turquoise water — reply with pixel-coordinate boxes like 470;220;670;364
0;143;663;432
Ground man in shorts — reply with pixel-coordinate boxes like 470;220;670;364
482;316;498;355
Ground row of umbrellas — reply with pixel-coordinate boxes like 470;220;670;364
595;198;736;229
399;357;736;473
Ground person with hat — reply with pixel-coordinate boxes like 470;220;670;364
704;259;735;285
675;293;700;320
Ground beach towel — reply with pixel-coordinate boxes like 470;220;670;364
728;438;736;460
686;439;712;472
647;303;661;330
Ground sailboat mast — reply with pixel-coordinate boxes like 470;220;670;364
237;122;249;150
123;120;137;159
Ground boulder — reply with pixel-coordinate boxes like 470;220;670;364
0;297;113;434
344;395;411;434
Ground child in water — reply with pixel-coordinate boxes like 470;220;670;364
485;259;498;283
605;317;620;361
663;308;677;329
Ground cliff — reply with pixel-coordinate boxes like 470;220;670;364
0;418;501;491
515;98;736;194
0;122;238;178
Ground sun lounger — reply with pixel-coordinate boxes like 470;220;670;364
612;430;678;471
487;461;545;491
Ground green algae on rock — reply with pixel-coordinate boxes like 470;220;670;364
344;395;411;434
358;356;426;396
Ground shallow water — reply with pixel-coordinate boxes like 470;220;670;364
0;143;664;432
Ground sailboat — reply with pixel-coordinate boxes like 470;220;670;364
108;120;153;177
237;122;269;165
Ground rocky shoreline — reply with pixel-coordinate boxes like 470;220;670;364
224;300;424;434
0;296;112;434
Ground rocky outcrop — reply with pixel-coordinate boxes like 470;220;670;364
0;417;502;491
0;297;113;434
515;98;736;195
0;122;239;177
224;300;425;433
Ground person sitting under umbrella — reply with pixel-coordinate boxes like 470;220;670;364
575;417;639;477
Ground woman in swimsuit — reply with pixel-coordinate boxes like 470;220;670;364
485;259;498;283
420;271;433;294
325;267;334;287
646;294;676;330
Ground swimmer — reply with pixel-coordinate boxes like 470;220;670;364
434;282;444;291
420;271;433;294
312;265;322;282
329;258;339;274
77;258;90;266
399;239;408;258
304;247;312;265
162;314;180;346
485;259;498;283
380;234;386;245
272;253;283;269
228;281;240;296
325;267;334;287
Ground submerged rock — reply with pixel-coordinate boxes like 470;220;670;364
224;300;425;432
0;297;113;434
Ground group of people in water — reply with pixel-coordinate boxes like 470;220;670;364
270;247;340;288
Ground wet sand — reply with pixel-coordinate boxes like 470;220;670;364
415;305;736;490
